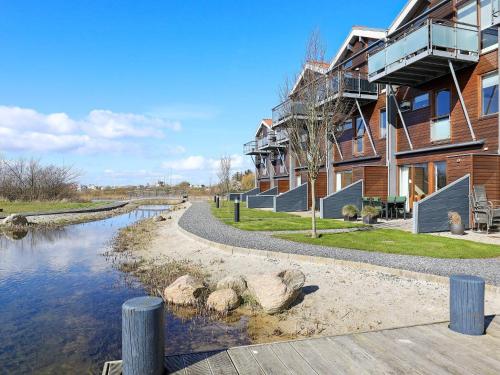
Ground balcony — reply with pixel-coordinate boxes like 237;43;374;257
272;100;306;126
318;70;379;105
368;19;479;87
259;131;287;151
244;140;266;155
275;128;289;143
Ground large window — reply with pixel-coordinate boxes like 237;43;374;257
413;93;429;110
480;0;498;50
431;89;451;142
482;72;499;115
353;117;365;154
434;161;447;191
379;109;386;139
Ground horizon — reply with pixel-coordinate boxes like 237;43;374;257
0;1;406;185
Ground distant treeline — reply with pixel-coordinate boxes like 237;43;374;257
0;158;79;201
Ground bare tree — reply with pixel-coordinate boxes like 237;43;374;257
217;155;232;198
280;31;354;238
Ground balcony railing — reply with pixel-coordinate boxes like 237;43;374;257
275;128;289;143
368;19;479;85
272;100;306;126
243;141;258;155
318;71;378;103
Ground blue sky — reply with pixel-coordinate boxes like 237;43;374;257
0;0;406;185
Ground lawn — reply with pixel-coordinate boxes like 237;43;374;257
0;200;113;215
275;229;500;259
211;200;363;231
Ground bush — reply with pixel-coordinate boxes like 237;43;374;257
448;211;462;225
342;204;358;218
361;205;380;218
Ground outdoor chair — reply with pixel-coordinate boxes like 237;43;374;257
469;193;489;232
386;196;397;219
394;196;407;220
472;185;500;233
371;197;386;219
362;197;373;208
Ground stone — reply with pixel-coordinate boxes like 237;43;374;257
2;214;29;226
216;275;247;295
207;288;239;312
246;269;305;314
163;275;206;306
153;215;166;222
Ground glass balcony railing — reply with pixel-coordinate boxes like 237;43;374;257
275;128;288;143
243;141;257;154
272;100;306;125
318;71;378;102
368;19;479;81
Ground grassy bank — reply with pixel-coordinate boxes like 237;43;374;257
276;229;500;259
0;200;112;215
211;200;363;231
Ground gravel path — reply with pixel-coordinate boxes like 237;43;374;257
179;202;500;286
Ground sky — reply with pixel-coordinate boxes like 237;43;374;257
0;0;407;186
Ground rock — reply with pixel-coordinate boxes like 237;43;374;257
163;275;206;306
153;215;166;222
2;214;29;226
216;275;247;295
246;269;305;314
207;288;239;312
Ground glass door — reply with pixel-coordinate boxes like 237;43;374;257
399;164;429;210
399;166;410;211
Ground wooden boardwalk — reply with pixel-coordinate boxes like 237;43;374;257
103;315;500;374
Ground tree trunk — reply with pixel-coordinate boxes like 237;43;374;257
310;178;317;238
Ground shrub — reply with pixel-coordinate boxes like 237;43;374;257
342;204;358;218
448;211;462;225
361;205;380;218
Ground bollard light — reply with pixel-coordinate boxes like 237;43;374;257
234;198;240;222
216;196;220;208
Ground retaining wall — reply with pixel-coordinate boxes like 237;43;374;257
246;195;275;209
274;183;308;212
258;187;278;196
320;180;363;219
413;175;470;233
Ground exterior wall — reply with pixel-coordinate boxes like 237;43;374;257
320;180;363;219
362;166;388;199
258;187;278;196
259;180;270;192
276;179;290;194
274;183;308;212
247;195;275;209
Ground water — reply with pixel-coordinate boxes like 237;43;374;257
0;206;249;374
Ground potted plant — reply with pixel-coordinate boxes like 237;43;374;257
361;205;380;224
448;211;465;235
342;204;358;221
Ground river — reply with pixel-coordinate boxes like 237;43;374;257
0;206;249;374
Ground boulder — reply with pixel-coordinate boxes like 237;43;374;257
163;275;206;306
246;269;305;314
2;214;29;226
216;275;247;295
153;215;166;222
207;288;239;312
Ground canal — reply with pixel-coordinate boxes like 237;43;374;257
0;206;249;374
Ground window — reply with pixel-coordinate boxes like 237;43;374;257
379;109;386;139
412;93;429;110
480;0;498;50
431;90;451;141
482;72;499;115
336;171;352;191
434;161;447;191
343;59;353;69
458;0;478;26
343;120;352;131
400;100;411;112
353;117;365;154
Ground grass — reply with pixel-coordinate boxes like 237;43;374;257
211;200;363;231
275;229;500;259
0;200;112;215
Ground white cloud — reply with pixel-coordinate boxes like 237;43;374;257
0;105;182;154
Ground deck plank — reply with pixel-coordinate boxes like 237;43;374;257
248;344;292;374
227;347;265;375
182;352;212;375
269;342;318;375
165;355;186;375
206;350;238;375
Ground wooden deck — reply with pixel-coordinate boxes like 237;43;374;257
103;315;500;374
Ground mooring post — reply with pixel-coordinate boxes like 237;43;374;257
450;274;485;336
234;198;240;222
122;296;165;375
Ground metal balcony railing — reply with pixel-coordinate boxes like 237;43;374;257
243;141;257;154
272;100;306;126
275;128;289;143
368;19;479;84
318;71;378;103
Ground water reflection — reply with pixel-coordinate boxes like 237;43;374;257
0;206;249;374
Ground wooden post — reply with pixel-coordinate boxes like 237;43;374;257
122;296;165;375
450;275;485;336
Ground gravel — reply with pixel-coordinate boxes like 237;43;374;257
179;202;500;286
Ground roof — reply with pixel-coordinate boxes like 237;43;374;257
289;60;329;96
329;26;386;70
255;119;272;137
388;0;423;35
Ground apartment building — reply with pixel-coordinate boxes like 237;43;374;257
244;0;500;219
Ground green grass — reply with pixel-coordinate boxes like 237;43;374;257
211;200;363;231
0;200;112;215
275;229;500;259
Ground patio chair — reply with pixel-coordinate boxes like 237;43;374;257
394;196;407;220
371;197;386;219
386;196;397;219
473;185;500;233
362;197;373;209
469;193;489;232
